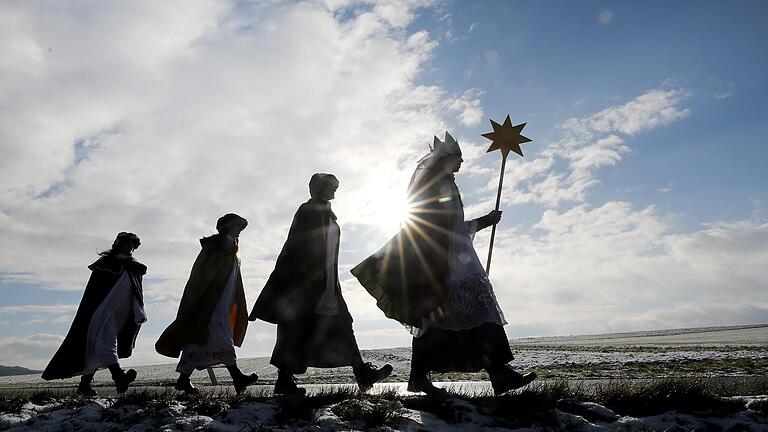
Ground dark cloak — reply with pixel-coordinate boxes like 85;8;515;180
350;166;457;328
155;234;248;358
249;199;362;373
42;256;146;380
352;161;513;373
410;323;514;373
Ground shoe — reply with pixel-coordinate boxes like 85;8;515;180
78;374;97;397
76;384;97;397
354;362;393;393
407;374;448;398
175;375;200;395
233;373;259;395
114;369;137;394
273;373;306;396
489;366;536;395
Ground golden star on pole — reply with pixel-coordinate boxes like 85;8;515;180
481;114;533;276
482;114;532;158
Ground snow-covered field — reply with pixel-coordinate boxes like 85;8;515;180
1;387;767;431
1;324;766;431
2;324;765;388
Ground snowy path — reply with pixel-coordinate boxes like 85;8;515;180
2;387;767;432
0;381;500;397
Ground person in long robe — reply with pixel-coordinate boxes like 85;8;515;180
42;232;146;396
155;213;258;394
352;133;536;397
250;174;393;395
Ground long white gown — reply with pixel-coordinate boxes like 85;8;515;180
83;271;146;374
176;261;239;375
314;220;340;315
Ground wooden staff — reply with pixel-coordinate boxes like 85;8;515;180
481;115;532;276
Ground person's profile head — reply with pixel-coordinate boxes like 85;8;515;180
309;173;339;202
418;132;462;174
100;232;140;257
216;213;248;238
442;153;463;173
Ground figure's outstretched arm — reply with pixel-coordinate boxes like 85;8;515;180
468;210;502;232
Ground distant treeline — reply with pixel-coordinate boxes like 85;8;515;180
0;365;42;377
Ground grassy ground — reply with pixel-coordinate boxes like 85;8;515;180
532;358;768;379
2;377;767;431
3;357;766;391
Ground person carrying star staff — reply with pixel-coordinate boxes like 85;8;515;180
352;133;536;397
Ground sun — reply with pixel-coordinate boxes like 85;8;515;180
368;187;414;234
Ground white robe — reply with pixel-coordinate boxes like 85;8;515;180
176;261;238;375
314;220;340;315
414;182;507;336
83;271;146;374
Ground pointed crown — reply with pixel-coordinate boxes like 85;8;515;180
430;131;461;156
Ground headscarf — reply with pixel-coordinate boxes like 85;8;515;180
216;213;248;233
309;173;339;200
111;232;141;250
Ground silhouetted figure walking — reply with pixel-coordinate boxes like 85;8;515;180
42;232;146;396
250;174;392;395
155;214;258;394
352;133;536;397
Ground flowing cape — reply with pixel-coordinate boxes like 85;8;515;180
155;235;248;358
42;257;146;380
351;167;457;328
250;200;351;325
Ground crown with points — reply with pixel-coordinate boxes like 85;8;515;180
430;131;462;156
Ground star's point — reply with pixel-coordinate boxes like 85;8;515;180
482;114;532;158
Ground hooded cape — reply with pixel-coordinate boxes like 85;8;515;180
249;199;351;325
351;166;458;328
42;256;146;380
155;234;248;358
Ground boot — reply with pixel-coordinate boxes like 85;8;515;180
77;374;97;397
175;374;200;394
407;372;447;398
354;362;393;393
273;371;306;396
488;365;536;395
227;365;259;395
109;364;137;394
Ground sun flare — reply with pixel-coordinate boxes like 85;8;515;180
368;187;414;234
385;197;414;231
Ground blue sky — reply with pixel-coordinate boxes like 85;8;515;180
1;0;767;369
417;0;768;228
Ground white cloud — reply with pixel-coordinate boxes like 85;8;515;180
453;87;766;337
562;88;689;136
0;0;451;292
0;334;63;369
715;91;736;99
1;1;764;371
709;79;735;99
443;88;484;127
484;49;499;66
482;202;768;336
657;182;674;193
714;91;735;99
0;304;77;314
598;10;614;25
480;87;691;207
0;0;489;366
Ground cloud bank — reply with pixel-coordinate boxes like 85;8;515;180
1;1;765;368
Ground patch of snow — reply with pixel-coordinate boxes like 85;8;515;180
2;393;768;431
